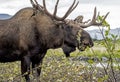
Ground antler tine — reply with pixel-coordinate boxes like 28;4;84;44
42;0;79;21
33;0;38;5
99;12;110;24
66;1;79;18
92;11;110;25
42;0;54;18
78;7;97;28
43;0;46;10
80;7;109;28
57;0;79;21
92;7;110;25
30;0;43;11
53;0;59;17
41;0;79;21
30;0;36;8
91;7;97;23
33;0;44;10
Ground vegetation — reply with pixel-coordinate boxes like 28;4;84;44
0;39;120;82
0;15;120;82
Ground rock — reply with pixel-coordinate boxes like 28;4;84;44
101;57;109;62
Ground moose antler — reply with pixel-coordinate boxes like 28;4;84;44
30;0;79;21
78;7;110;28
30;0;44;11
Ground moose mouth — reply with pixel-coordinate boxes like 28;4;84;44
78;44;87;51
78;43;93;51
76;31;93;51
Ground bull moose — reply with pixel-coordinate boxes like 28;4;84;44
0;0;109;81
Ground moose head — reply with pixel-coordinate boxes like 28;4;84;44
30;0;95;51
62;7;109;57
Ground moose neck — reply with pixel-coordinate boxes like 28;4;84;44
34;13;64;49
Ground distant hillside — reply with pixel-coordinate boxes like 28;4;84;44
0;14;11;19
87;28;120;40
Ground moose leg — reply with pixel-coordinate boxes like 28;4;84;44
21;54;31;82
33;61;43;77
31;52;46;81
32;62;42;82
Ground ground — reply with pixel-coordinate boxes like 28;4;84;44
0;42;120;82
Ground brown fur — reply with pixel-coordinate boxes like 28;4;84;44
0;7;93;82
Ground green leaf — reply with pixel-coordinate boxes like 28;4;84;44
87;59;94;64
97;15;110;28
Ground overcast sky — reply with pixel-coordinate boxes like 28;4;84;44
0;0;120;30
